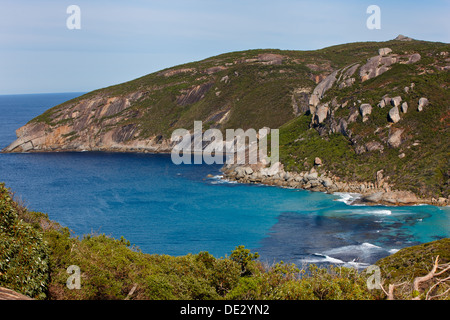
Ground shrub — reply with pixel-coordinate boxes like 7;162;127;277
230;245;260;276
0;183;49;299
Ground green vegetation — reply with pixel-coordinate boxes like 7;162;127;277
1;183;448;300
376;239;450;300
20;38;449;200
0;183;49;299
3;38;450;299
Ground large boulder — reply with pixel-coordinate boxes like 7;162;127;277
378;96;391;108
401;102;408;113
234;166;246;178
388;106;401;123
407;53;421;64
304;172;318;182
390;96;402;107
378;48;392;56
361;191;418;205
394;34;413;41
418;97;429;111
387;128;404;148
322;178;335;189
260;162;282;177
314;104;329;124
360;55;398;82
314;157;323;166
309;70;339;109
359;103;372;122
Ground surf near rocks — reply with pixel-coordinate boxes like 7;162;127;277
221;162;448;207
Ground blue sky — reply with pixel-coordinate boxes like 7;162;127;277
0;0;449;94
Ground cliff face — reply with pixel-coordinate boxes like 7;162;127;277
4;51;308;153
3;37;450;200
4;92;174;153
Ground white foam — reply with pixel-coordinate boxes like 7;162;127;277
371;209;392;215
301;254;371;269
334;192;362;205
344;260;371;269
302;254;345;265
361;242;382;248
323;242;382;256
334;208;392;216
208;175;238;184
301;243;398;269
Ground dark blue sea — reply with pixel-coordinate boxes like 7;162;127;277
0;93;449;267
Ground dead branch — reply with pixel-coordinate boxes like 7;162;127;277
381;255;450;300
124;284;138;300
427;287;450;300
435;264;450;277
426;275;450;300
413;255;439;293
380;281;408;300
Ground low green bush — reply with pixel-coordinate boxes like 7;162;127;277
0;183;49;299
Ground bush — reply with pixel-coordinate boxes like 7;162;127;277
230;245;260;276
0;183;49;299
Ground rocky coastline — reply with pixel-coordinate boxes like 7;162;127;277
220;160;449;207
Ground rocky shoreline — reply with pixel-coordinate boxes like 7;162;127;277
220;161;449;207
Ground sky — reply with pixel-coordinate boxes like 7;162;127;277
0;0;449;95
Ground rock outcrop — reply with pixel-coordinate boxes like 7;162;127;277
359;191;418;205
401;102;408;113
359;54;397;82
418;97;429;111
309;70;338;111
221;162;447;206
387;128;404;148
3;92;176;154
378;48;393;56
360;103;372;122
388;106;401;123
394;34;413;41
313;104;330;124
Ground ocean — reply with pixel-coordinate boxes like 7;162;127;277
0;93;449;268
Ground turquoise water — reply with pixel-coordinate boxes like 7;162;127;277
0;93;449;267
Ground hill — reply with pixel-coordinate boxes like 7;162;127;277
2;36;450;202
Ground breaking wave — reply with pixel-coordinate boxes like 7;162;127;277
300;242;398;269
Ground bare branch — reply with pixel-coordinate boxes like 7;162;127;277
124;284;138;300
427;287;450;300
435;265;450;277
413;255;439;292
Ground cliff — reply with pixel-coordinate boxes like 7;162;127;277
3;36;450;202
